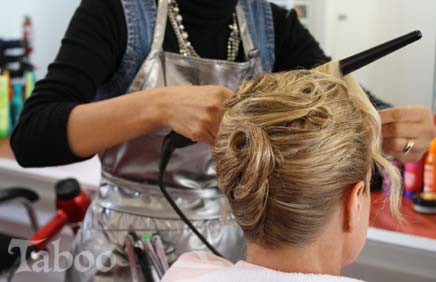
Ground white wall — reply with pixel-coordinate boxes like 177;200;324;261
323;0;436;108
371;0;436;109
0;0;80;79
304;0;328;49
322;0;378;87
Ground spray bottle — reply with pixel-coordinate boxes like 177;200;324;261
11;82;24;129
24;71;35;99
2;71;12;101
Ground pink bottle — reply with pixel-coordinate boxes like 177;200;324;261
404;156;425;200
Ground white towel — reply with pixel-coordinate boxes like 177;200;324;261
162;251;365;282
184;266;365;282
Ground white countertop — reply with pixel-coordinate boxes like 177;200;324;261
0;156;101;190
367;227;436;252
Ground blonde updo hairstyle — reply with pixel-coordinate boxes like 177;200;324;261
212;66;401;248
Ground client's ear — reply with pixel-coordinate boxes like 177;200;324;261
344;181;366;232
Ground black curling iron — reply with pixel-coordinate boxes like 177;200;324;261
159;30;423;258
339;30;422;75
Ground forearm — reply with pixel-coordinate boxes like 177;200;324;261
67;89;164;158
12;84;231;167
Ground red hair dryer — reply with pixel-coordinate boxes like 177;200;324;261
30;178;91;251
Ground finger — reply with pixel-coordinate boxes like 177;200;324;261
208;127;217;143
206;108;225;138
176;125;197;143
218;86;234;99
193;124;215;145
382;137;427;157
381;122;424;139
205;117;219;139
212;110;225;132
394;152;423;164
204;85;233;100
208;122;220;138
201;130;216;145
379;107;425;124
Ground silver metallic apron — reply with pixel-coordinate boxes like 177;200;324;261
67;0;262;281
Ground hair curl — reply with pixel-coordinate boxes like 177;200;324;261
212;64;401;248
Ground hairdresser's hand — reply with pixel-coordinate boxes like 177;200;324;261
379;106;436;163
157;85;233;145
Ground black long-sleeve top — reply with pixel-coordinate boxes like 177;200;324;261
10;0;380;167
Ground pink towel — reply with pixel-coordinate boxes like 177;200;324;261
162;251;365;282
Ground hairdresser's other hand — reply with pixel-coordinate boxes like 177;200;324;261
379;106;436;163
157;85;233;145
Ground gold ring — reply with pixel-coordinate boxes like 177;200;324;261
403;140;415;156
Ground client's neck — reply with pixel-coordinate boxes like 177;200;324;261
245;238;343;276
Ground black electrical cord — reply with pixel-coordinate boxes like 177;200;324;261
159;131;223;257
129;231;155;282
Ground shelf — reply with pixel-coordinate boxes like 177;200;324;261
0;137;14;160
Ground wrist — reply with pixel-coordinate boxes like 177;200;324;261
139;87;169;129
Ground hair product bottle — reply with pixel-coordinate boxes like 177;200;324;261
0;75;10;137
423;138;436;193
404;156;425;199
23;15;33;56
24;71;35;99
11;82;24;129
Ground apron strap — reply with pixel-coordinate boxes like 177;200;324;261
236;3;259;61
127;0;168;92
149;0;169;53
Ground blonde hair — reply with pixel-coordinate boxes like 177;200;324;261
212;64;401;248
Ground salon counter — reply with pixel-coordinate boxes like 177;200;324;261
0;137;14;160
0;137;100;190
370;192;436;240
